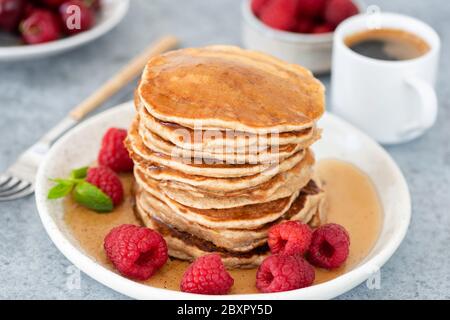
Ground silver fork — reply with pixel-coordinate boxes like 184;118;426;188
0;36;178;202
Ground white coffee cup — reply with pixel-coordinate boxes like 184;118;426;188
331;13;440;144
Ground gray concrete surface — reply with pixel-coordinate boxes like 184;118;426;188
0;0;449;299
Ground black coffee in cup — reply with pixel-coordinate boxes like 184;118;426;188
345;28;430;61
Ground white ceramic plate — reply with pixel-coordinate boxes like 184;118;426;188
0;0;129;62
35;101;411;300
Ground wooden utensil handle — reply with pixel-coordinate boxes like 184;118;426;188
69;35;179;121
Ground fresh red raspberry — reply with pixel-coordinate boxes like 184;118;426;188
180;254;234;295
297;0;326;18
251;0;271;17
324;0;358;27
104;224;168;280
260;0;298;31
98;128;134;173
20;9;61;44
307;223;350;269
256;254;315;293
295;18;314;33
312;23;334;34
268;221;313;256
86;166;124;206
60;0;95;35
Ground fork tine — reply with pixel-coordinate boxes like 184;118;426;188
0;182;32;197
0;177;21;193
0;185;34;202
0;176;12;188
0;188;34;202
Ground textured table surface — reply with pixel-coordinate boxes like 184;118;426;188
0;0;449;300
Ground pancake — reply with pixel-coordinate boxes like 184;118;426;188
138;119;319;164
135;182;326;268
158;158;313;209
137;95;319;151
158;149;314;199
126;117;304;178
136;206;269;269
135;153;313;210
138;45;325;133
136;180;326;252
135;171;301;229
131;149;306;193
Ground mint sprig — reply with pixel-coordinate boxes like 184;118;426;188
47;166;114;213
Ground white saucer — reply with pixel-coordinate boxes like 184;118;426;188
35;101;411;300
0;0;129;62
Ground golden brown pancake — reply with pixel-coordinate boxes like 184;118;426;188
135;180;326;252
135;180;325;268
126;117;305;178
136;92;319;151
133;149;314;209
130;149;306;193
138;46;325;133
136;206;270;269
137;119;319;164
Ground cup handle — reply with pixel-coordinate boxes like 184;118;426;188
400;77;438;138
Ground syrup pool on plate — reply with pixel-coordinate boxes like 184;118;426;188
64;159;382;294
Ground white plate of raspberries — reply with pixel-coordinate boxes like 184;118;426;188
35;102;411;299
0;0;129;61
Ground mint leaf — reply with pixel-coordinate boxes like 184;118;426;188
70;167;89;180
73;181;113;213
48;181;74;199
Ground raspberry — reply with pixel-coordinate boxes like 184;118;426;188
295;18;314;33
180;254;234;295
251;0;271;17
98;128;134;173
20;9;61;44
297;0;326;18
104;224;168;280
86;166;124;206
312;23;334;34
268;221;313;256
256;254;315;293
260;0;298;31
324;0;358;27
307;223;350;269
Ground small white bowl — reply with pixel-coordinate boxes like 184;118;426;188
241;0;363;74
0;0;129;62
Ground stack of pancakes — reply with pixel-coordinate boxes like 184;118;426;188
127;46;326;268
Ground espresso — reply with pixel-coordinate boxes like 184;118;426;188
345;28;430;61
